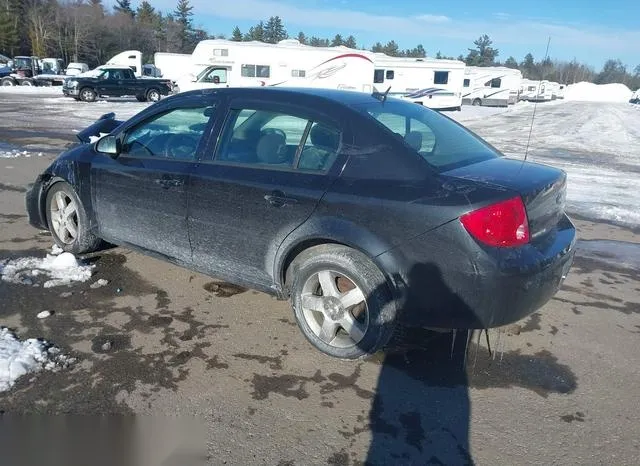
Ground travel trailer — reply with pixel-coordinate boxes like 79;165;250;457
520;79;553;102
462;66;523;106
154;52;192;82
546;81;565;99
371;54;466;110
177;39;375;94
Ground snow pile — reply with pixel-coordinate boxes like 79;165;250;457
0;251;94;288
0;149;44;158
0;327;74;392
564;82;633;103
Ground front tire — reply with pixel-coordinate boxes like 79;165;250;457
146;88;160;102
288;245;396;359
1;77;15;86
46;182;101;255
472;98;482;106
79;87;96;102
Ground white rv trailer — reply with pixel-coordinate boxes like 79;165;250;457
371;54;466;110
177;39;375;94
154;52;192;82
519;79;553;102
462;66;523;106
546;81;565;100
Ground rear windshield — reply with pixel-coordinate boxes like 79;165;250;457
352;99;500;172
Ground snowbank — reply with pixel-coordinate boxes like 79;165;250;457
0;327;74;392
0;249;94;288
564;82;632;103
0;149;44;158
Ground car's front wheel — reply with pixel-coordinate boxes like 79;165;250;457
46;182;101;255
79;87;96;102
288;245;396;359
146;88;161;102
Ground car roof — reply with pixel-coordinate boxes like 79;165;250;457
179;87;383;107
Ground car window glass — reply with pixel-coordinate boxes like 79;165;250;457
217;109;309;168
122;106;214;160
298;123;341;172
354;100;498;172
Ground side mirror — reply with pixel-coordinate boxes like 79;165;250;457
95;135;120;157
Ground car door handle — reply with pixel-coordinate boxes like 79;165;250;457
264;191;297;207
155;177;184;189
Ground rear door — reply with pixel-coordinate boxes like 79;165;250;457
91;97;218;263
188;99;346;289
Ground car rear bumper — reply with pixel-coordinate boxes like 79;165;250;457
376;214;577;329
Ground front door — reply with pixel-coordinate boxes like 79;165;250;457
92;101;217;263
188;103;344;289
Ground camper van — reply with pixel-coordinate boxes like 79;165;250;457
520;79;553;102
462;67;523;106
371;54;466;110
177;39;375;94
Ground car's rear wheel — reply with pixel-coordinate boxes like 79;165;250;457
21;80;34;86
146;88;160;102
46;182;101;255
80;87;96;102
288;245;396;359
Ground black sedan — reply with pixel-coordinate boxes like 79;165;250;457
26;87;576;359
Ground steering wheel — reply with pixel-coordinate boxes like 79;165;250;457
164;134;198;159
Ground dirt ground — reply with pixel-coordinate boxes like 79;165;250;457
1;91;639;465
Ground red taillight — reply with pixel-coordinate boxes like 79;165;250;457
460;196;530;248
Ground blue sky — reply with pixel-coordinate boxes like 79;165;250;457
109;1;639;69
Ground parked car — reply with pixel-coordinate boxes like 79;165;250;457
25;88;576;359
62;66;172;102
65;62;89;76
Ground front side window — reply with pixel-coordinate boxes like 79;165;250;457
217;108;340;172
202;68;227;83
434;71;449;85
353;100;499;172
122;106;214;160
373;69;384;84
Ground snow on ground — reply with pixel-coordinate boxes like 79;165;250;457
564;82;633;103
0;148;45;158
0;248;94;288
0;85;61;95
0;327;74;392
451;100;640;229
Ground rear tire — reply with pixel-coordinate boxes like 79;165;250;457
79;87;96;102
46;182;101;255
288;245;396;359
1;77;15;86
472;98;482;106
20;80;34;86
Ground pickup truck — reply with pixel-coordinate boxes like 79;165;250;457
62;66;173;102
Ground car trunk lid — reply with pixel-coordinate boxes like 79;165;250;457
442;157;567;240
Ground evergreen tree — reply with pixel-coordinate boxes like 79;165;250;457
174;0;194;52
136;1;156;25
244;21;265;41
466;34;498;66
114;0;134;17
382;40;400;57
331;34;343;47
504;56;518;69
344;35;357;49
296;31;307;44
371;42;384;53
263;16;287;43
231;26;243;41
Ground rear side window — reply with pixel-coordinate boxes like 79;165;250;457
122;106;214;160
216;108;340;172
353;100;499;172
